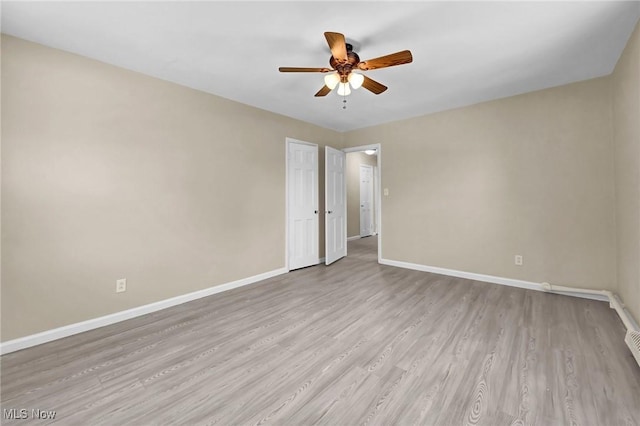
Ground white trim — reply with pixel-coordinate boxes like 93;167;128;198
0;267;288;355
541;283;639;332
376;148;381;263
609;293;640;331
285;138;290;271
373;165;379;235
379;258;609;302
347;235;361;241
343;144;379;153
381;258;639;335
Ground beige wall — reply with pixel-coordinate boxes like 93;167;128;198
612;22;640;323
345;77;617;291
1;36;342;341
346;152;377;238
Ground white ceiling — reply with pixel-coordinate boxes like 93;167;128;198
2;1;639;132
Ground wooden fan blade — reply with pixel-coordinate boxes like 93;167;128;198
279;67;331;73
357;50;413;71
314;85;332;97
362;75;387;95
324;32;348;62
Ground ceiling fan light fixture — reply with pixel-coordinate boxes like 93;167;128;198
348;72;364;89
337;82;351;96
278;32;410;98
324;73;340;90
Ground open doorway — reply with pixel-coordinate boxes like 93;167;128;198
343;144;381;262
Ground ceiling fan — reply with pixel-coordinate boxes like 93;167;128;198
279;32;413;97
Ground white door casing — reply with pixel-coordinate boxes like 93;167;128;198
360;164;373;237
287;140;319;270
325;146;346;265
373;165;379;234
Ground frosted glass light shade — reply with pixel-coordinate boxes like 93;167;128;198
365;149;377;155
337;82;351;96
348;72;364;89
324;73;340;90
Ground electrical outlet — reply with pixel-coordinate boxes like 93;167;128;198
515;255;523;266
383;188;389;196
116;278;127;293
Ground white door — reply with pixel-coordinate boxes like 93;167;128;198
325;146;346;265
360;164;373;237
287;141;319;270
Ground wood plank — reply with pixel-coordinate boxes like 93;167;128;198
1;236;638;425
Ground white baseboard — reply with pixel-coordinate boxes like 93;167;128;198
0;267;288;355
347;236;361;241
379;258;609;302
2;259;614;356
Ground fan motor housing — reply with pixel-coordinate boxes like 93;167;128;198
330;43;360;81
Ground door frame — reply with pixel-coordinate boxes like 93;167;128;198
285;137;319;272
343;143;382;263
373;164;379;234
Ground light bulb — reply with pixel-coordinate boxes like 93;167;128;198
337;82;351;96
324;73;340;90
348;72;364;89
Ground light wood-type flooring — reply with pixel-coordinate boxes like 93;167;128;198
1;236;639;425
